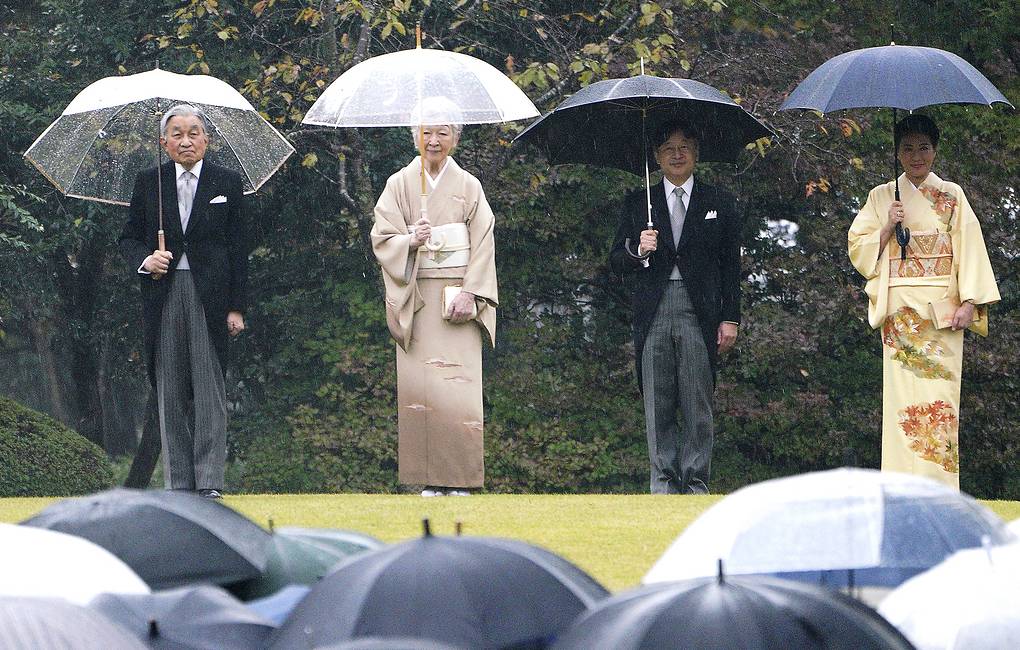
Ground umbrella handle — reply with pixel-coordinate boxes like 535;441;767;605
152;230;166;281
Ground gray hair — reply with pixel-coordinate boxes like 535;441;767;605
408;123;464;147
160;104;209;136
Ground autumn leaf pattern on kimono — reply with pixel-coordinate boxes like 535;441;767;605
898;400;959;473
882;306;954;380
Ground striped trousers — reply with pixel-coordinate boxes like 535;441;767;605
641;279;714;494
156;271;226;490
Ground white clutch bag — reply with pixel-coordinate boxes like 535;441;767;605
442;285;477;320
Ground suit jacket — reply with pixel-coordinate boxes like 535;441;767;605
119;161;248;385
609;178;742;389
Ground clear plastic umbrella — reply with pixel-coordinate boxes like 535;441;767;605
302;36;538;127
878;541;1020;650
302;27;537;253
0;523;150;606
24;67;295;205
643;468;1011;589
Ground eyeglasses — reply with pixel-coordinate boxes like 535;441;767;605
658;144;695;156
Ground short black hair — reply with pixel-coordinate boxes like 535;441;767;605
651;119;701;150
895;114;940;150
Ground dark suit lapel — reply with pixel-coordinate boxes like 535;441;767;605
159;163;183;239
186;162;217;236
676;179;706;253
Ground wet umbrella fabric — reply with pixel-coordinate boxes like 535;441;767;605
90;585;276;650
513;74;773;175
643;468;1011;588
779;45;1013;113
0;523;149;605
22;488;271;590
245;585;310;627
270;534;608;649
778;44;1013;258
878;541;1020;650
318;638;468;650
551;576;914;650
24;67;294;205
302;46;538;127
0;597;146;650
232;527;384;600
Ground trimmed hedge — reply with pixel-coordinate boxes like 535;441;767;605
0;395;114;496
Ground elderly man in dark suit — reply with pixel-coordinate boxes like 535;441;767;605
119;104;247;498
610;119;742;494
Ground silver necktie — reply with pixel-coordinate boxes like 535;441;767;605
179;170;195;233
671;186;686;247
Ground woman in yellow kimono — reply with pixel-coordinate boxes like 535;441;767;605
848;114;999;489
371;107;498;497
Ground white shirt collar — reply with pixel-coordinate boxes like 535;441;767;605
421;156;451;189
663;174;694;201
175;159;203;181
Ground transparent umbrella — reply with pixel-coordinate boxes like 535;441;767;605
643;468;1011;589
24;67;294;206
0;523;149;606
302;32;537;128
878;541;1020;650
302;26;537;253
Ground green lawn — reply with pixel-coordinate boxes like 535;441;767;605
3;495;1018;591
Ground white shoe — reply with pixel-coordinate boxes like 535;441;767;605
421;488;445;497
447;489;471;496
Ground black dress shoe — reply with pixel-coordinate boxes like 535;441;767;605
198;489;223;499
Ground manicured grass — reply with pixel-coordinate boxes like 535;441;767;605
3;494;1018;591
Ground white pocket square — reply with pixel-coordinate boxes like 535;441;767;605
210;195;227;204
705;210;718;220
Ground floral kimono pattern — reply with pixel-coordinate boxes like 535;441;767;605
848;173;999;489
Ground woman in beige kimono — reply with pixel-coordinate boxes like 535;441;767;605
371;116;498;497
848;114;999;489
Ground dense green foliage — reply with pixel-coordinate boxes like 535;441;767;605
0;396;114;496
2;1;1017;497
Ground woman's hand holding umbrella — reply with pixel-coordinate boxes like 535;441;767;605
408;217;431;249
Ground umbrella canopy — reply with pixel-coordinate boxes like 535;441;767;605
318;638;467;650
551;576;914;650
0;523;149;605
24;67;294;205
779;45;1014;112
245;585;310;627
90;585;276;650
644;468;1011;588
513;74;773;175
878;541;1020;650
22;488;272;590
0;597;146;650
302;46;538;127
270;532;608;649
232;526;384;600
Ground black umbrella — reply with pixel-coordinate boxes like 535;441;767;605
779;36;1014;258
22;488;271;590
0;597;146;650
270;523;609;649
513;73;772;237
551;574;915;650
90;585;276;650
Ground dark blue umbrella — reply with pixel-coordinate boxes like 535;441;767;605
270;523;608;649
779;40;1013;258
551;574;914;650
779;45;1013;112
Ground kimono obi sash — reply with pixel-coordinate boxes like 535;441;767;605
419;223;471;269
889;230;952;283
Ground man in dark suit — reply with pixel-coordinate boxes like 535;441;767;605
610;119;742;494
119;104;247;498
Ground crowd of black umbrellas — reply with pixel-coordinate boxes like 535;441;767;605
3;468;1019;650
